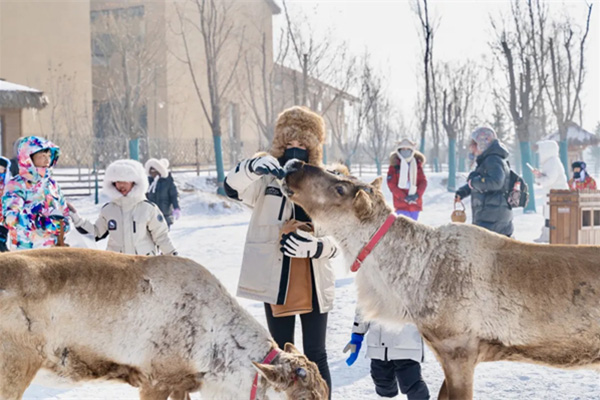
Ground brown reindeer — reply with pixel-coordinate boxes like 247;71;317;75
283;160;600;400
0;248;328;400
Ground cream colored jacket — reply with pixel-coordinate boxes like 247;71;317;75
224;158;336;313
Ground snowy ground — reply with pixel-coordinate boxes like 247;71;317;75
24;170;600;399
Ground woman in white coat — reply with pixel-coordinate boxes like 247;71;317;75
69;159;177;256
531;140;568;243
224;106;337;397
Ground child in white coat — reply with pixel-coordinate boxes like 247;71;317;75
344;312;430;399
69;159;177;256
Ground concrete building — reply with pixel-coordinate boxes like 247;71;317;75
0;0;280;166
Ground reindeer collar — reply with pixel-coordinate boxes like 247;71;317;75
250;347;281;400
351;213;396;272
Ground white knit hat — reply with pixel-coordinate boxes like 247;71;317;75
144;158;169;177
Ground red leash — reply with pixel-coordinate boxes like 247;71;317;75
351;213;396;272
250;347;281;400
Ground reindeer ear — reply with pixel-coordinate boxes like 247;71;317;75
370;177;382;190
284;342;301;354
353;189;373;220
252;361;290;390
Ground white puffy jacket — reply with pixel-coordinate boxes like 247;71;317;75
224;157;337;313
71;159;176;256
353;318;425;363
536;140;569;192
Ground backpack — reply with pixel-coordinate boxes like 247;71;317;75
505;169;529;208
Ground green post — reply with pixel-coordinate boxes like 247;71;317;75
447;139;457;192
94;161;99;205
520;141;537;213
129;138;140;161
559;139;569;176
322;145;327;165
213;135;226;196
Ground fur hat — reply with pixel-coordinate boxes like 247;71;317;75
271;106;326;165
145;158;169;177
396;138;417;150
103;159;148;202
470;127;497;153
572;161;587;170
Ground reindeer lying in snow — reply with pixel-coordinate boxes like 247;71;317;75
283;160;600;400
0;248;328;400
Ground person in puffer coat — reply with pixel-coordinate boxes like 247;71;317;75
387;138;427;220
455;127;513;237
224;106;337;398
531;140;568;243
145;158;180;227
2;136;70;250
569;161;597;191
343;313;430;399
69;159;176;256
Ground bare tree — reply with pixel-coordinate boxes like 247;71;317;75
174;0;245;194
491;0;550;212
440;62;477;191
412;0;436;154
328;56;377;168
546;3;593;172
91;5;163;140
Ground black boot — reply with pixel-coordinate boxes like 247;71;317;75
0;225;9;252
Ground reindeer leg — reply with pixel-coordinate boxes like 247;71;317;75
437;379;449;400
0;341;42;400
139;386;171;400
438;350;477;400
169;391;191;400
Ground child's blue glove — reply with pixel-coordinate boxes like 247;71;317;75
342;333;364;366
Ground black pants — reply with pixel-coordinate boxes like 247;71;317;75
370;358;430;399
264;282;331;399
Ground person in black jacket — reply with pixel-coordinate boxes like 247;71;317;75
455;127;513;237
144;158;180;228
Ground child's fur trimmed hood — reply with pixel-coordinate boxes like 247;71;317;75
271;106;326;165
103;159;148;203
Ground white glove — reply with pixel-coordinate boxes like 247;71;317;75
250;155;284;179
70;212;83;226
280;229;337;259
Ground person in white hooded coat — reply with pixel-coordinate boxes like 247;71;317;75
531;140;568;243
69;159;176;256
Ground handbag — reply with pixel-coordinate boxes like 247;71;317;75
451;201;467;223
270;220;314;317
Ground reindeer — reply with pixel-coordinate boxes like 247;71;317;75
0;248;328;400
283;160;600;400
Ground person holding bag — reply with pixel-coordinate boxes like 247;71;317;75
224;106;337;397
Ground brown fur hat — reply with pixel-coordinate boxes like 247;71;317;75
271;106;326;165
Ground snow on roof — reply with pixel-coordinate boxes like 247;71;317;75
542;122;598;147
0;79;49;110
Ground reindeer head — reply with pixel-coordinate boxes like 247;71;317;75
283;160;390;226
253;343;329;400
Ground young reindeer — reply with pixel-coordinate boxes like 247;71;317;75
0;248;328;400
283;160;600;400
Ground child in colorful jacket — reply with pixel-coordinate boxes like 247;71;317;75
0;156;12;251
2;136;70;250
569;161;597;191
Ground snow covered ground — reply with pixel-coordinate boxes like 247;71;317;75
24;170;600;399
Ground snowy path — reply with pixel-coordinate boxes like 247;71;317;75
24;172;600;399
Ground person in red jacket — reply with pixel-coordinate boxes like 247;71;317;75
387;138;427;220
569;161;597;191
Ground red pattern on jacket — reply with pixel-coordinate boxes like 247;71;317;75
387;151;427;212
568;175;597;191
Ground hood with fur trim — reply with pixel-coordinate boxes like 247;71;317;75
145;158;169;178
389;150;426;166
103;159;148;205
537;140;560;165
271;106;325;165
